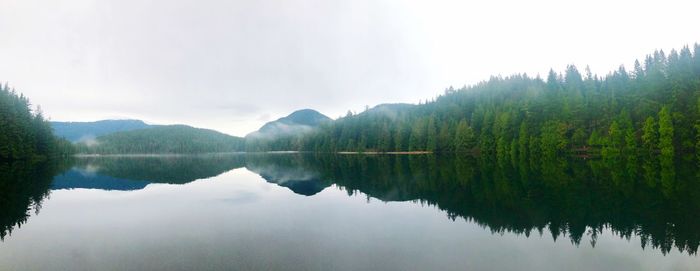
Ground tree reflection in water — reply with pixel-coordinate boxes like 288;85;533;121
2;153;698;255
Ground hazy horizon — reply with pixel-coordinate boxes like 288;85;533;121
2;0;699;136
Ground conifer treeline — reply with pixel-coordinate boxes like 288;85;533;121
0;83;73;160
251;45;700;157
75;125;245;154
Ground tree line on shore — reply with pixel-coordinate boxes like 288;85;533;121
0;83;73;160
253;44;700;160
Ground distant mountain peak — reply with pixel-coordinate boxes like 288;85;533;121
274;109;331;125
247;109;331;139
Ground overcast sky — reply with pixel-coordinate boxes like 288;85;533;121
1;0;699;136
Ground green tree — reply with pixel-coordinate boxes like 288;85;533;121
603;121;622;156
378;123;392;152
454;119;475;153
437;122;453;152
696;97;700;156
624;128;637;154
659;106;674;157
540;120;567;157
641;116;658;152
426;117;438;152
517;122;529;158
409;119;426;151
393;125;406;151
571;127;587;147
0;83;73;160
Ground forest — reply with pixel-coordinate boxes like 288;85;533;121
0;83;73;160
252;45;700;160
74;125;245;154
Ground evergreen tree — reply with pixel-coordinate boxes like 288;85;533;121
602;121;623;157
624;128;637;154
454;119;475;153
696;97;700;156
540;120;567;157
393;125;405;151
426;117;438;152
659;106;674;157
641;117;658;152
0;83;73;159
378;123;392;152
408;119;426;151
517;122;528;158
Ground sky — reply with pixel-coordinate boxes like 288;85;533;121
1;0;699;136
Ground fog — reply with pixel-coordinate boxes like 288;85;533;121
1;0;698;136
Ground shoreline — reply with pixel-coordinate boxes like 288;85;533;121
73;151;435;157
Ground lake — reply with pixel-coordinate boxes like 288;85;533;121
1;154;699;270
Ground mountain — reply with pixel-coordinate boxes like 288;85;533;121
247;109;331;139
51;119;151;142
76;125;245;154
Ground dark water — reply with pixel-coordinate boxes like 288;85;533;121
1;154;699;270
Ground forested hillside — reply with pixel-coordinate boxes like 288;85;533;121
245;109;331;151
76;125;245;154
0;83;73;160
253;109;330;135
255;45;700;158
51;119;151;142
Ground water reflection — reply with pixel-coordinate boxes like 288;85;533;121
63;155;246;185
0;160;70;241
247;154;700;255
1;153;699;256
245;154;330;196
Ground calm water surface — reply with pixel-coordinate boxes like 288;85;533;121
1;154;699;270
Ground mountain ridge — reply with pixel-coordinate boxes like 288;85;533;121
51;119;151;142
247;109;331;139
76;124;245;154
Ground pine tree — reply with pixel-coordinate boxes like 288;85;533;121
517;122;528;158
378;123;392;152
611;121;622;147
0;83;72;159
540;120;567;156
409;119;426;151
393;126;405;151
641;116;658;152
437;123;452;152
658;106;674;157
624;128;637;154
695;97;700;156
454;119;475;153
426;117;438;152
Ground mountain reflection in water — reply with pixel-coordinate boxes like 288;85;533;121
1;153;699;256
